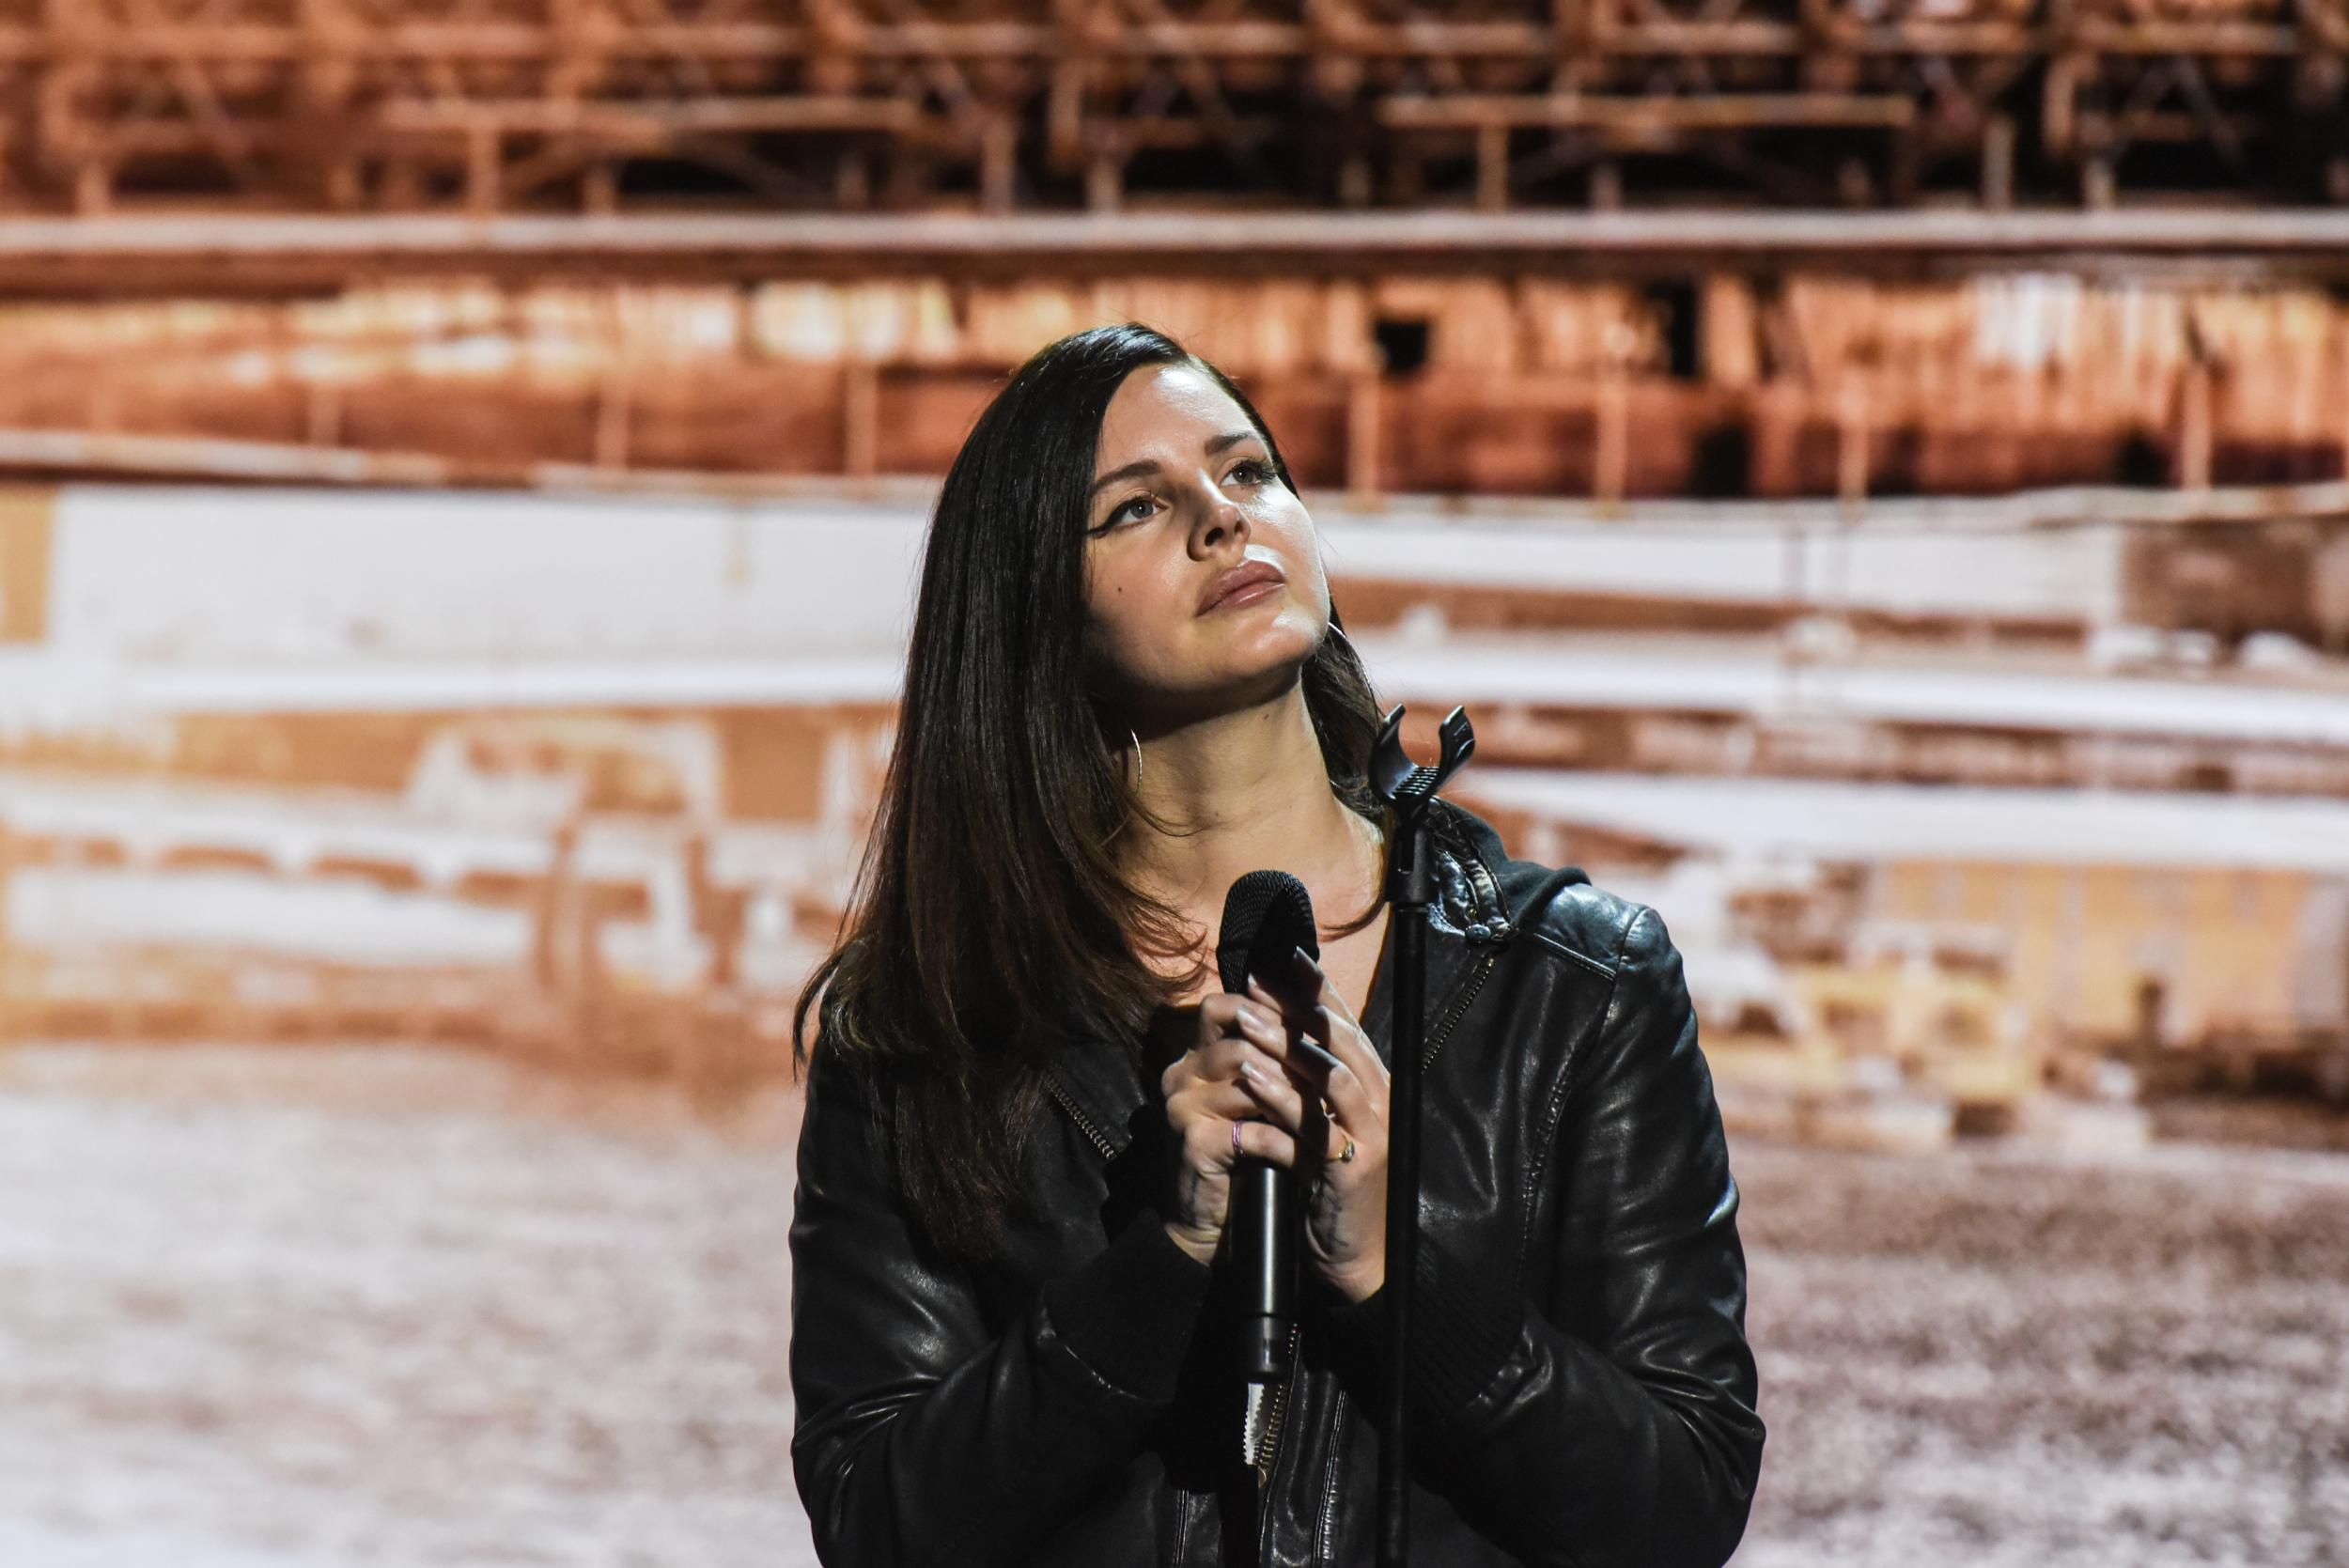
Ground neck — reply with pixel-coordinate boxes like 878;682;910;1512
1118;683;1381;946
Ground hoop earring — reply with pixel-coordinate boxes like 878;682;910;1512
1128;727;1143;788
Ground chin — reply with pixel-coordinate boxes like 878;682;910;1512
1220;641;1323;706
1207;611;1319;668
1137;649;1309;724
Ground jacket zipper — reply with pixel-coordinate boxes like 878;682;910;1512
1250;1317;1301;1491
1424;949;1501;1071
1315;1386;1347;1561
1258;940;1503;1560
1043;1075;1118;1160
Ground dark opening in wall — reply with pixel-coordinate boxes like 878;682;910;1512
1373;317;1430;376
2118;431;2169;488
1690;423;1751;499
1644;279;1701;380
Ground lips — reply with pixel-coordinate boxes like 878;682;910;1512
1198;558;1285;615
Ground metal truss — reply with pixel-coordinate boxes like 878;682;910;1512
0;0;2338;214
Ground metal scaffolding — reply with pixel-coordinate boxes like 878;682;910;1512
0;0;2338;218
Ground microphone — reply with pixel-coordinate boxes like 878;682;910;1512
1215;869;1318;1469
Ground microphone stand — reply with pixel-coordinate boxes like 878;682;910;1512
1367;702;1475;1568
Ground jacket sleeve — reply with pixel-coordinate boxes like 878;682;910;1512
1321;902;1766;1568
788;1041;1217;1568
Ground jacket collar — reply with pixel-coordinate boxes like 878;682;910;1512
1421;796;1518;946
1045;799;1517;1157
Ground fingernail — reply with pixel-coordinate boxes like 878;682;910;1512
1239;1062;1260;1083
1292;944;1323;976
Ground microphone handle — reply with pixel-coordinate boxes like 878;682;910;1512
1233;1155;1297;1380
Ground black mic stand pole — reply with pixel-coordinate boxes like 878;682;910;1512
1368;703;1475;1568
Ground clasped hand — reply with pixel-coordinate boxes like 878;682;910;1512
1159;947;1391;1305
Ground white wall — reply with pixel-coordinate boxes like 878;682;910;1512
39;483;2133;665
46;486;929;661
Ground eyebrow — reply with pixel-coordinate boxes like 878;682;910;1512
1088;429;1263;499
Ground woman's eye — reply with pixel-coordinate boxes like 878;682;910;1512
1087;496;1149;536
1091;461;1268;536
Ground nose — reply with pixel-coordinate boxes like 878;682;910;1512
1189;487;1248;558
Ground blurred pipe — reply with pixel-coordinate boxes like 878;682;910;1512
0;421;2346;536
0;426;458;486
5;213;2349;293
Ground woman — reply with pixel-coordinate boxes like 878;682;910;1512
788;323;1765;1567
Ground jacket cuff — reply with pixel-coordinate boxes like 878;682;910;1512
1040;1206;1215;1401
1316;1234;1524;1423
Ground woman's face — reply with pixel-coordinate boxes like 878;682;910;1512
1081;363;1329;726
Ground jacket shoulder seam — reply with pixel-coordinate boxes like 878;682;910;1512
1514;877;1642;980
1564;902;1645;1108
1523;923;1616;980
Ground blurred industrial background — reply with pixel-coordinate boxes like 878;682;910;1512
0;4;2345;1566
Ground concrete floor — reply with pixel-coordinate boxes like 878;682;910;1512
1;1042;2342;1567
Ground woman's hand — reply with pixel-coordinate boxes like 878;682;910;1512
1237;948;1392;1305
1158;949;1392;1302
1159;991;1296;1266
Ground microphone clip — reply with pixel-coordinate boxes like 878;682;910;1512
1369;703;1475;908
1368;702;1475;815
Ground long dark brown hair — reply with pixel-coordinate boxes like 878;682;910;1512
793;321;1388;1266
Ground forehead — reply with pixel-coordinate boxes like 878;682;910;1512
1095;364;1249;464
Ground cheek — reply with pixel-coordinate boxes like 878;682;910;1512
1081;557;1172;674
1255;500;1322;575
1098;548;1192;614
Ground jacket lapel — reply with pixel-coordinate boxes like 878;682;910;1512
1044;1028;1150;1158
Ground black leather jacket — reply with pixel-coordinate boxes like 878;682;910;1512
790;800;1765;1567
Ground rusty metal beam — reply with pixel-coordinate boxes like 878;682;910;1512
0;210;2341;296
1380;93;1920;131
0;1;2326;215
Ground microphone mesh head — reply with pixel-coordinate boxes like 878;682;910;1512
1216;870;1319;998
